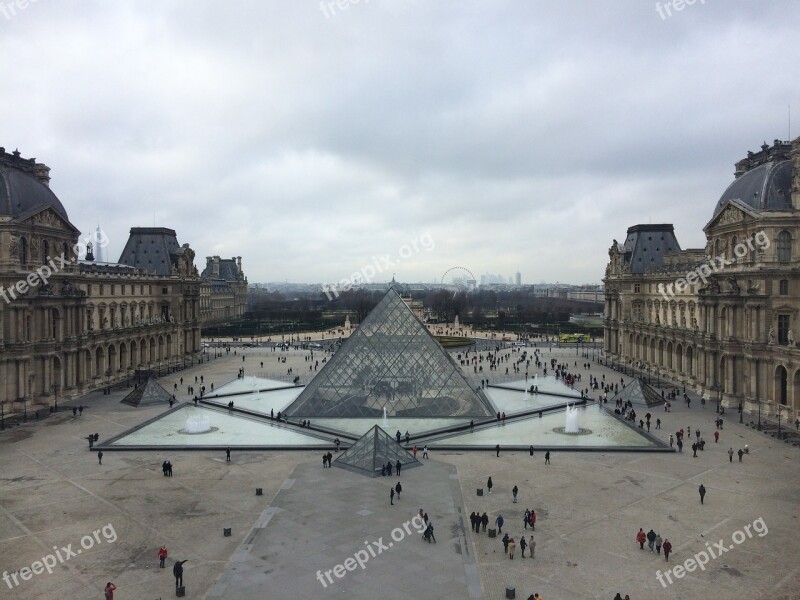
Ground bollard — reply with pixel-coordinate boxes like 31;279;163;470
223;528;231;537
176;585;186;597
477;488;483;496
488;528;496;538
256;488;263;496
505;587;516;599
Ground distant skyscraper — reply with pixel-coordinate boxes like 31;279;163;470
515;272;521;285
93;225;107;262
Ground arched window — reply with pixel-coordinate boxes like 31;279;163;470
777;231;792;262
20;237;28;264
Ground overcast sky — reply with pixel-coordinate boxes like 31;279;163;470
2;0;798;285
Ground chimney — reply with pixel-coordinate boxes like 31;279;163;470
237;256;242;274
212;256;220;278
34;163;51;187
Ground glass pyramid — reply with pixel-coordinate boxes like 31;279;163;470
610;378;665;407
333;425;421;477
121;377;173;407
284;289;495;418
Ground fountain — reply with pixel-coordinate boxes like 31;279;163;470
382;406;389;427
564;405;580;433
551;404;592;436
183;415;212;434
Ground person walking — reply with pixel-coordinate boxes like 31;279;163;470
699;483;706;504
487;476;493;494
523;509;530;530
519;534;527;557
158;546;168;568
508;537;517;559
738;448;744;462
104;582;117;600
495;514;504;534
713;430;719;443
422;445;429;459
390;487;395;505
728;447;734;462
669;434;674;448
226;447;231;462
647;529;656;552
424;521;436;543
663;539;672;561
395;481;402;499
692;442;698;458
529;534;536;559
173;559;188;588
655;534;663;555
512;485;519;503
502;532;510;554
529;445;534;456
97;450;103;465
481;512;489;532
529;509;536;530
544;451;550;465
396;460;402;475
496;444;501;457
636;528;646;550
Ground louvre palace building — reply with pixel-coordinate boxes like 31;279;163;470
604;137;800;423
0;147;245;413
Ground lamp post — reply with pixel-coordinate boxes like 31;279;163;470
738;401;743;424
777;405;783;436
22;396;27;422
713;382;721;414
51;383;60;412
757;398;762;431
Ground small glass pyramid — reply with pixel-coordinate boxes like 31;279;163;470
121;377;173;407
610;378;665;407
333;425;421;477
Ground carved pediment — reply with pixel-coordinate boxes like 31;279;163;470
704;199;760;232
19;207;79;233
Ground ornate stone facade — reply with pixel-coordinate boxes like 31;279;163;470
200;256;248;324
0;148;202;412
604;137;800;422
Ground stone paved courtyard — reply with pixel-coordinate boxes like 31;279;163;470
1;345;799;600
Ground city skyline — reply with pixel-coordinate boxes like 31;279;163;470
2;1;798;284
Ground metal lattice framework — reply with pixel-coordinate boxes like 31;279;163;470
284;289;495;418
333;425;421;477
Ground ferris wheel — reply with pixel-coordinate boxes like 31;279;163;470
441;267;477;289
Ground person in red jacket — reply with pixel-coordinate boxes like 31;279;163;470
529;509;536;530
636;528;646;549
104;582;117;599
158;546;168;568
714;430;719;443
663;539;672;561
